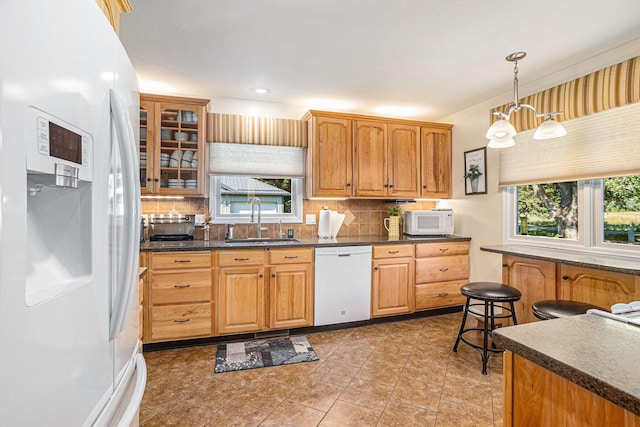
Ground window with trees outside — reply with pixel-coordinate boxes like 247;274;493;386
507;176;640;252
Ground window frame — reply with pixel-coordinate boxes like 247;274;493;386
502;179;639;256
208;175;304;224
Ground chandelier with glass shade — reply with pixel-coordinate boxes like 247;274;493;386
486;52;567;148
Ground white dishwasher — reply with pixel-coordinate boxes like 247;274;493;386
314;245;372;326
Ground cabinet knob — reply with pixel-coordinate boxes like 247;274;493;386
154;178;159;182
271;273;276;278
146;178;152;182
374;266;379;271
502;264;508;267
423;185;427;189
438;293;449;297
346;183;351;187
562;275;569;280
259;274;264;278
389;184;394;188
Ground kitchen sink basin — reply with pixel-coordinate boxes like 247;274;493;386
224;238;300;246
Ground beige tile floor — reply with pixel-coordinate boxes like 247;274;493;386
140;312;504;426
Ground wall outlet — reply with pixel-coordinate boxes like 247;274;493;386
305;214;316;225
194;214;205;226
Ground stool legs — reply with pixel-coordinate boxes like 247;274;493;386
452;299;520;375
452;297;471;353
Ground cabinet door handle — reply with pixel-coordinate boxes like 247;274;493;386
234;257;250;261
439;268;449;272
439;248;449;252
173;319;190;323
174;259;190;263
438;293;449;297
389;250;400;254
271;273;276;278
284;256;298;259
173;284;191;288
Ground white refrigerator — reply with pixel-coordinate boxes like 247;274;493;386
0;1;146;425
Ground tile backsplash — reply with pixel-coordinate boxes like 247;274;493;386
141;198;436;240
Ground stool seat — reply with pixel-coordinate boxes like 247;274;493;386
461;282;522;302
532;300;606;320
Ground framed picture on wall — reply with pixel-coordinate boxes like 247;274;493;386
464;147;487;195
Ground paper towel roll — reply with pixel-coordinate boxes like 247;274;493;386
318;209;332;239
330;211;345;238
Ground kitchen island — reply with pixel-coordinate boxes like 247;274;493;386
494;314;640;426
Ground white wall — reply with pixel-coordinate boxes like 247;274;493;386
439;39;640;283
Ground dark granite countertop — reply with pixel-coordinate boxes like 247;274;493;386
494;314;640;416
481;244;640;275
140;234;471;252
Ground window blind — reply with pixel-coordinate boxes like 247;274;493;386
499;102;640;186
208;142;305;178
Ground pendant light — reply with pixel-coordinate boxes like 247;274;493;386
486;52;566;148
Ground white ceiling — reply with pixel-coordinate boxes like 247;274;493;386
119;0;640;121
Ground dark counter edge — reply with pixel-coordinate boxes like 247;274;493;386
493;330;640;417
141;234;472;252
480;245;640;276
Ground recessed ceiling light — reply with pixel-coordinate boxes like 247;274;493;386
254;88;270;94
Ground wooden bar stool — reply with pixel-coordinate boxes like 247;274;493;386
532;300;606;320
452;282;521;375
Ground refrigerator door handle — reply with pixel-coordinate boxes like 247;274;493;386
116;354;147;427
109;89;141;341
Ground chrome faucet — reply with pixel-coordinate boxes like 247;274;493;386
250;197;268;238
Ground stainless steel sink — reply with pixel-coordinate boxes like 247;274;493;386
224;238;300;246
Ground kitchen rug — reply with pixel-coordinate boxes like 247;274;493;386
214;336;319;373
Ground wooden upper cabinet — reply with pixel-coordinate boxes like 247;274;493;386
388;124;421;198
140;94;210;197
304;110;452;199
353;120;388;197
421;127;452;198
305;114;353;198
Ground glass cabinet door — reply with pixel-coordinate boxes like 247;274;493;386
158;106;200;192
139;102;152;193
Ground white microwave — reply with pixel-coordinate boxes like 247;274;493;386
403;209;454;235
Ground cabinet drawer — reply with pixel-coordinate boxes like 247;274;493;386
373;244;414;259
151;251;212;269
415;280;467;310
151;270;211;305
415;255;469;283
269;247;313;264
217;250;266;267
150;303;212;341
415;242;469;258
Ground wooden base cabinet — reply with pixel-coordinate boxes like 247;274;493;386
371;245;415;317
215;248;314;335
504;351;640;426
558;264;640;310
415;242;469;310
502;255;556;324
147;251;213;342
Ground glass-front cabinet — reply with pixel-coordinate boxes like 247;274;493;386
139;94;210;196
